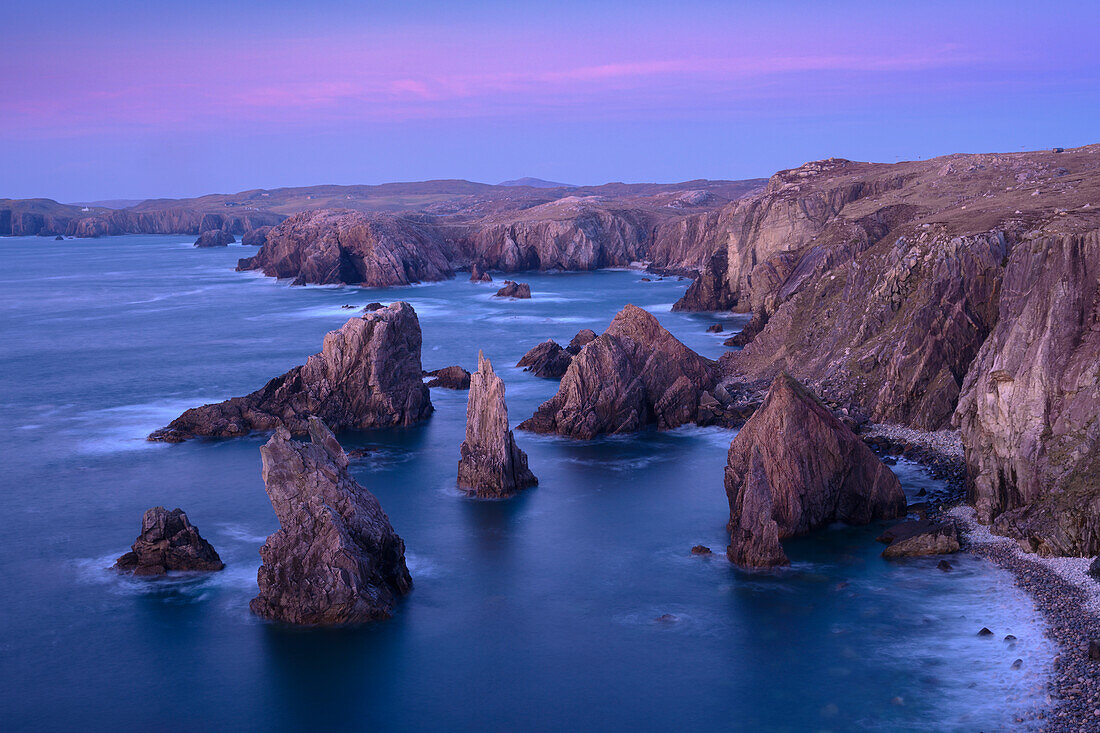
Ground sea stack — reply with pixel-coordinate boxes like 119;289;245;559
494;281;532;298
250;418;412;625
149;302;433;441
516;340;573;378
115;507;224;576
458;352;538;498
725;373;906;568
194;229;235;247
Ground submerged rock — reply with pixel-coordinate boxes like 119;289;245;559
878;519;961;558
149;302;432;441
519;305;716;438
494;281;531;299
565;329;598;355
516;340;574;379
194;229;236;247
250;418;412;625
115;507;224;576
425;365;471;389
457;352;537;498
725;373;906;568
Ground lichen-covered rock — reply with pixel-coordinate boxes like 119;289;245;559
494;281;531;299
519;305;716;438
149;302;432;441
565;329;598;355
194;229;236;247
458;352;537;497
425;365;471;389
115;507;224;576
250;418;412;625
956;232;1100;556
725;373;906;568
878;519;961;558
516;340;574;379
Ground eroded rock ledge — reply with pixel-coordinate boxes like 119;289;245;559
115;507;224;576
250;418;412;625
149;302;432;441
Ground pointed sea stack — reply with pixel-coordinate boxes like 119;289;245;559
725;373;906;568
250;418;412;625
149;302;433;441
458;352;538;498
115;507;224;576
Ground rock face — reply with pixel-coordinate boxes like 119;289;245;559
878;519;961;558
725;374;906;568
519;305;716;438
457;353;537;497
241;226;272;246
115;507;224;576
565;329;597;354
425;365;471;389
673;249;736;311
494;281;531;298
194;229;236;247
250;418;412;625
956;231;1100;556
516;340;574;379
149;302;432;441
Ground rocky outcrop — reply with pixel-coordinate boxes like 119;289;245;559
516;340;573;379
878;519;961;558
519;305;716;438
494;281;531;298
149;302;432;441
457;353;537;497
469;264;492;282
250;418;412;625
725;374;906;568
194;229;236;247
241;226;272;246
956;231;1100;556
237;209;457;286
115;507;224;576
565;329;597;354
425;365;471;389
673;249;736;311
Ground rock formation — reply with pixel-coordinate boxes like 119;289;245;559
194;229;236;247
725;374;906;568
250;418;412;625
241;226;272;246
877;519;961;558
494;281;531;298
519;305;716;438
457;352;537;497
672;249;736;311
149;302;432;441
956;231;1100;556
565;329;597;354
425;365;471;389
469;264;493;282
516;340;574;379
115;507;224;576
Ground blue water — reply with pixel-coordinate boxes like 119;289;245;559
0;236;1052;731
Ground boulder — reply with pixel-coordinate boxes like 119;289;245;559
425;365;471;389
115;507;224;576
494;281;532;299
516;340;573;379
149;302;432;441
363;302;384;312
457;352;537;498
878;519;961;558
194;229;236;247
519;305;717;438
725;373;906;568
250;418;412;625
565;329;598;355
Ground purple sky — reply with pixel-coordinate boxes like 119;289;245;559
4;1;1099;201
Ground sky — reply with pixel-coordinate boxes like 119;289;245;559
3;0;1099;201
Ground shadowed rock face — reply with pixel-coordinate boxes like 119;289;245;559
516;340;574;379
565;329;597;355
194;229;235;247
241;226;272;246
425;365;471;389
519;305;716;438
250;418;412;625
457;353;537;498
494;281;531;298
673;249;736;312
725;374;906;568
148;302;432;441
115;507;224;576
956;231;1100;556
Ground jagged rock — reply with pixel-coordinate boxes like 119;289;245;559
516;340;573;379
725;374;906;568
956;232;1100;556
249;418;412;625
706;323;723;333
425;365;471;389
149;302;432;441
457;352;537;498
54;234;63;241
194;229;236;247
469;264;493;282
565;329;598;355
241;226;272;246
673;249;736;311
878;519;961;558
494;281;531;299
519;305;716;438
115;507;224;576
363;302;384;312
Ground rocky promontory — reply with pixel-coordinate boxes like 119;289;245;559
250;418;412;625
194;229;236;247
457;353;537;497
115;507;224;576
725;373;906;568
148;302;432;441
